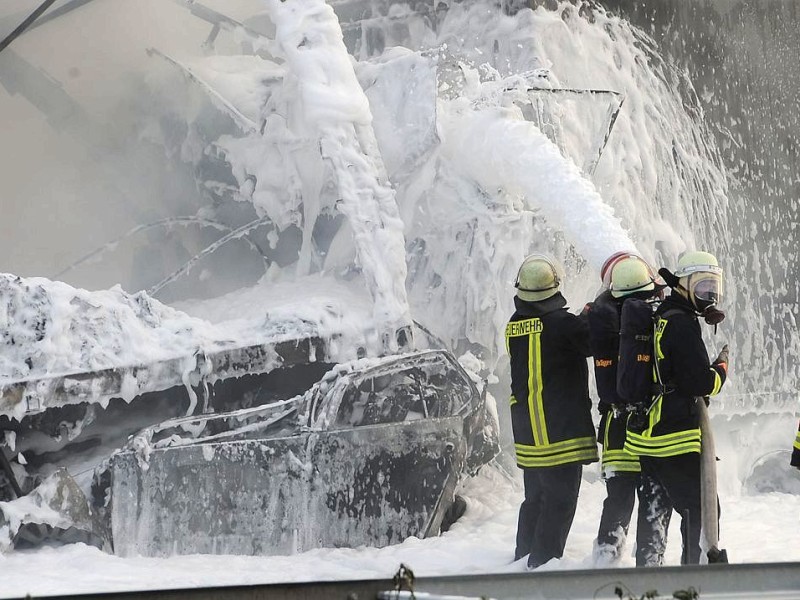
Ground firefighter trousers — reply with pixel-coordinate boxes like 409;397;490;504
640;453;710;564
515;463;582;568
596;471;672;566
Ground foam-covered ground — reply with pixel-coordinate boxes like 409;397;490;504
1;465;799;598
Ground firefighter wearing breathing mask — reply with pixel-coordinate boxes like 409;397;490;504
624;250;728;564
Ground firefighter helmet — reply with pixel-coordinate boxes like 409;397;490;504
600;251;663;296
599;251;632;289
610;256;656;298
515;254;561;302
674;251;723;313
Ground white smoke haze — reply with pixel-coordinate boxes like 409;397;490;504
0;0;799;594
0;0;270;297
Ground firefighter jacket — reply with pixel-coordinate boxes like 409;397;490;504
792;420;800;468
624;293;727;458
506;293;598;468
587;290;640;476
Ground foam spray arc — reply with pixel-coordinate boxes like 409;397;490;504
439;103;636;270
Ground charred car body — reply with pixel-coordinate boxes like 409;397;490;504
101;348;497;557
0;328;499;556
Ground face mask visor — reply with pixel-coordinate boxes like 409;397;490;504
689;272;723;311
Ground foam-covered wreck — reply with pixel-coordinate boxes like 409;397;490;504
0;272;499;556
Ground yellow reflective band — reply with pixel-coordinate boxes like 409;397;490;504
655;317;667;361
624;428;702;457
624;440;701;457
515;436;598;468
505;318;544;338
527;328;549;446
603;458;640;467
603;449;640;462
602;457;641;473
650;428;701;443
710;368;723;396
794;431;800;451
602;412;612;450
648;395;662;433
602;461;641;474
626;427;702;445
607;465;641;473
509;395;517;407
516;448;599;468
515;436;597;455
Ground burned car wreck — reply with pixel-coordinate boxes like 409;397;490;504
0;312;499;557
100;348;498;557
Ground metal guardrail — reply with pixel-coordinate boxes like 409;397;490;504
14;561;800;600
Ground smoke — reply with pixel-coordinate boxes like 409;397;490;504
0;0;268;300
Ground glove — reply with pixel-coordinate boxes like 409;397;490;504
713;343;729;374
704;306;726;325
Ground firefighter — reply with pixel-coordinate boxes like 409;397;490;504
624;250;728;564
506;254;598;570
792;420;800;469
587;254;672;567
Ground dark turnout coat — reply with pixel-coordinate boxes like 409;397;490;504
624;294;727;458
505;293;598;468
586;290;641;476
